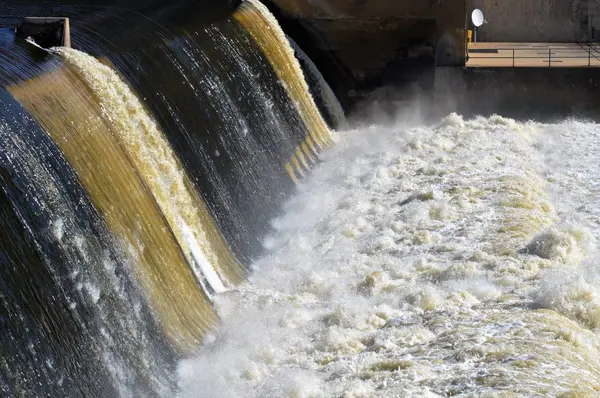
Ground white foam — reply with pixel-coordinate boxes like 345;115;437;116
52;218;64;241
178;114;600;395
525;225;595;265
85;282;101;304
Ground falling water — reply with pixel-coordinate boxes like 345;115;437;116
0;0;333;394
4;0;600;397
57;47;244;291
234;0;333;182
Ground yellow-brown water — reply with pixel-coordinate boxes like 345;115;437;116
0;2;340;395
9;65;216;353
234;0;333;158
58;47;245;289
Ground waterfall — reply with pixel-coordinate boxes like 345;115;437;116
0;0;334;395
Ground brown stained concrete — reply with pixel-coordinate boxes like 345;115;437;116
467;42;600;68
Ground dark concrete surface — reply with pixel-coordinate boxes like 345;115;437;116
435;66;600;122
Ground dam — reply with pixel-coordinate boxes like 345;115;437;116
2;0;600;396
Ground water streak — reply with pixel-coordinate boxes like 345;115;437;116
9;64;216;353
234;0;333;155
57;47;244;291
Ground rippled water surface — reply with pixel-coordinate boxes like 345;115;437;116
178;114;600;397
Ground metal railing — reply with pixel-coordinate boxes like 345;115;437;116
466;44;600;67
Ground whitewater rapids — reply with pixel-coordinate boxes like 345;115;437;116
179;113;600;397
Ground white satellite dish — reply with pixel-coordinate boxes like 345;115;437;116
471;9;484;27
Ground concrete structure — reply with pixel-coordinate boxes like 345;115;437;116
266;0;467;105
468;0;600;42
15;17;70;48
435;66;600;121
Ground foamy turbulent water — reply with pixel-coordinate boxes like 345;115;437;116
178;113;600;397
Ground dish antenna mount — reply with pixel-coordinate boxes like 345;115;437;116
471;9;485;42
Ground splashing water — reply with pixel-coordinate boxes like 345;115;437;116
178;114;600;396
57;47;244;292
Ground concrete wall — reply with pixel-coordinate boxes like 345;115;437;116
468;0;600;42
305;18;437;80
434;66;600;121
269;0;436;19
268;0;467;105
436;0;468;66
591;0;600;39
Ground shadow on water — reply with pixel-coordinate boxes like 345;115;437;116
0;167;112;397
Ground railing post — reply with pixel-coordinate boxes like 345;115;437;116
548;48;551;67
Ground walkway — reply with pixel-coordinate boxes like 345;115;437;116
466;42;600;68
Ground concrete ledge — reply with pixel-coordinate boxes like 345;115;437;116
15;17;70;48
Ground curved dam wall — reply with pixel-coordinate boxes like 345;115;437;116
0;0;337;395
5;0;600;397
